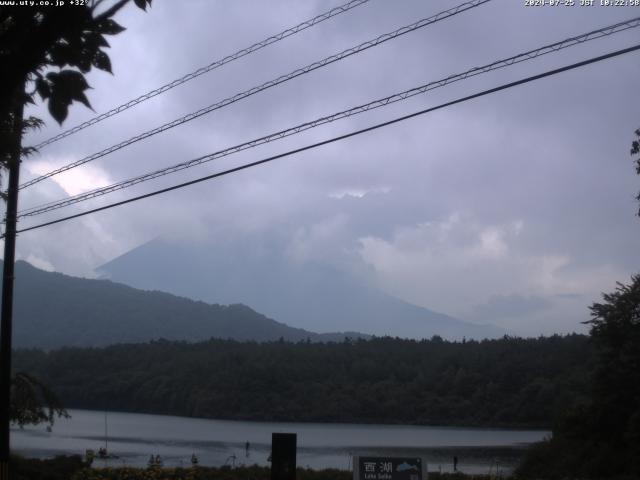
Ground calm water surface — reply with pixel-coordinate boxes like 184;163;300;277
12;409;549;475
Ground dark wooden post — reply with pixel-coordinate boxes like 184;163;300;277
271;433;297;480
0;81;25;480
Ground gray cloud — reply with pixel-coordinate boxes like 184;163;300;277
473;294;553;321
5;0;639;336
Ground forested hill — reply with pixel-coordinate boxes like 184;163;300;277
5;260;364;349
14;335;592;428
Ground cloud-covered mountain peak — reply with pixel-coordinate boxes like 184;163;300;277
98;236;504;340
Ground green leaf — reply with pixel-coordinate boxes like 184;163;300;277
92;50;112;73
22;116;45;131
46;70;93;123
56;69;90;92
48;97;68;125
74;90;92;110
76;49;92;73
35;77;51;99
98;18;126;35
48;44;73;68
90;33;110;48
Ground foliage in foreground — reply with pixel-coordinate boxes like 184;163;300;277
517;275;640;479
71;465;346;480
0;0;151;127
10;457;501;480
10;372;68;427
10;454;89;480
71;465;497;480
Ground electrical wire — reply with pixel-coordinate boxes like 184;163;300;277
33;0;372;150
20;0;491;189
18;16;640;218
11;43;640;238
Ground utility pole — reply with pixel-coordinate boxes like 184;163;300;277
0;82;25;480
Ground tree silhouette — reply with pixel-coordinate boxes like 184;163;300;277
1;0;152;188
10;372;68;428
1;0;151;128
633;128;640;216
518;129;640;478
0;0;151;437
584;274;640;476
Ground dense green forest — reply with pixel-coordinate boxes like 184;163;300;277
14;334;591;428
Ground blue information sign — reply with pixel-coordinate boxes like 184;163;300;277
354;456;426;480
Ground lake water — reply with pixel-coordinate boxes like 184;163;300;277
12;409;549;475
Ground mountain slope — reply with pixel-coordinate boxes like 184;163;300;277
4;261;361;349
98;237;504;340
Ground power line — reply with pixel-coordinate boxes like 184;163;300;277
20;0;491;190
33;0;372;150
11;43;640;238
18;16;640;218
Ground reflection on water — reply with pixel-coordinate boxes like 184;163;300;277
12;409;549;475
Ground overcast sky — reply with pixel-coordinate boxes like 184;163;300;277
7;0;640;336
